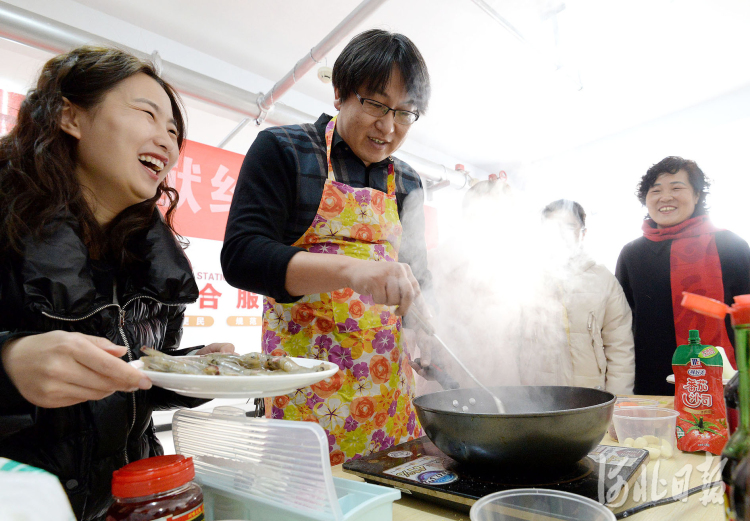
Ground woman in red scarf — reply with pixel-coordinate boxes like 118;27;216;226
615;156;750;395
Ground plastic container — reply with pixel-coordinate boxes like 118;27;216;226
612;406;680;456
201;477;399;521
106;455;203;521
606;397;659;441
470;488;615;521
172;406;400;521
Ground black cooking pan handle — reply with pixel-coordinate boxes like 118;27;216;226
412;357;460;390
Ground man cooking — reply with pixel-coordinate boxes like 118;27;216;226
221;29;433;464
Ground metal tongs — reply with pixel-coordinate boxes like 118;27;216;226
409;306;507;414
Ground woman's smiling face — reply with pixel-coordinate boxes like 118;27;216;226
62;73;180;224
645;169;700;228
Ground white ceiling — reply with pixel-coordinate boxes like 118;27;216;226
64;0;750;174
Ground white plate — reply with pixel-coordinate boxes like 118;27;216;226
130;357;339;399
666;374;730;385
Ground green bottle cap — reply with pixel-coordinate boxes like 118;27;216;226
689;330;701;343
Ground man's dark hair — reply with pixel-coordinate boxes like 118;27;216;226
332;29;431;113
636;156;710;216
542;199;587;228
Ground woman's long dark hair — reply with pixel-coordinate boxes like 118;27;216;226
0;46;186;264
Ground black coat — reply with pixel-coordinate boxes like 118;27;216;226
0;211;201;520
616;229;750;396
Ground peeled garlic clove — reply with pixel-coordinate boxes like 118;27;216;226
623;437;635;447
643;435;660;445
646;447;662;459
634;437;648;449
661;440;673;459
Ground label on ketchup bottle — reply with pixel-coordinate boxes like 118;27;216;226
672;336;729;455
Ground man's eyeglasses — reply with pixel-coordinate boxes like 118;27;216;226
355;92;420;125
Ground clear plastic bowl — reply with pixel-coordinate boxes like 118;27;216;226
470;489;615;521
607;397;659;441
612;406;679;453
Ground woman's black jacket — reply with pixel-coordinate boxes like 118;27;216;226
0;211;202;520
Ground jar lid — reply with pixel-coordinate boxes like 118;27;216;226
112;455;194;498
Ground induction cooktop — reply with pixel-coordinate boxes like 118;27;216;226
343;437;648;514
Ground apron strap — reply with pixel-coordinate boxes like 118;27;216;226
326;115;397;197
324;116;338;182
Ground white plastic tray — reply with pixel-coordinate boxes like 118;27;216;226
172;406;400;521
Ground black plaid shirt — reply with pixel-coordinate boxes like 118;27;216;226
222;113;431;303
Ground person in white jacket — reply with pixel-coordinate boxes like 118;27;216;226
525;199;635;395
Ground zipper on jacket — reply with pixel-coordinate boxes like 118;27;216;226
117;306;136;466
43;300;136;465
119;293;186;465
111;281;135;466
42;290;185;466
42;290;188;465
587;312;606;382
41;303;120;322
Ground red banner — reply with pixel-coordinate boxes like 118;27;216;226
168;139;244;241
0;90;25;136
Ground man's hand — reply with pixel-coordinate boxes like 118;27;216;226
285;253;422;316
344;260;421;316
1;331;151;408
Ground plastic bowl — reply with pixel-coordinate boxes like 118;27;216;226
607;397;659;441
612;406;679;453
470;489;615;521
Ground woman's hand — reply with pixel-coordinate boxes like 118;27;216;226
194;343;235;356
1;331;151;408
343;259;421;316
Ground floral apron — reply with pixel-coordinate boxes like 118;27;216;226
262;116;422;465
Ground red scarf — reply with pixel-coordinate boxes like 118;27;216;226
642;215;735;368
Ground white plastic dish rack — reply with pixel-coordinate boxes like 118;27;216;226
172;406;400;521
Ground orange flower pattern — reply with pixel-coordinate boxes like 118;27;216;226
348;300;365;318
262;116;421;465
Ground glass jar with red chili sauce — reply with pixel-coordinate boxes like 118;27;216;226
106;455;204;521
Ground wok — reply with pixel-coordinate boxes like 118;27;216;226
413;386;615;470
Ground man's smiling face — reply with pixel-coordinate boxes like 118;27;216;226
333;67;416;166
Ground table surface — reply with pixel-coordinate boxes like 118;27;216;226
332;395;725;521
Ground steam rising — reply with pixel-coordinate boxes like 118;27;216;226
405;184;589;395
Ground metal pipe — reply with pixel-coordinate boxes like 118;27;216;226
470;0;529;48
0;1;471;187
394;149;468;189
0;1;312;126
217;117;251;149
256;0;389;121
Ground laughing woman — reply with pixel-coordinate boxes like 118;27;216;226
0;47;232;519
615;156;750;395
